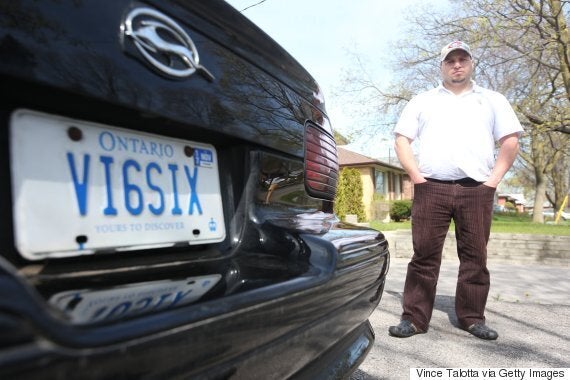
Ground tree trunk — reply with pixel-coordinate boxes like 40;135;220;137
532;169;548;223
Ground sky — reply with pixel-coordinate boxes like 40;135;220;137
225;0;448;158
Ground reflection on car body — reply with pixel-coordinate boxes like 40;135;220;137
49;274;222;324
0;1;389;379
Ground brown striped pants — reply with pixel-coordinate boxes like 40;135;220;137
401;180;496;331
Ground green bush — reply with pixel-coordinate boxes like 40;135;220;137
334;167;366;222
504;201;517;212
390;200;412;222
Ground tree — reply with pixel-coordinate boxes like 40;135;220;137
334;168;366;222
339;0;570;222
334;129;351;145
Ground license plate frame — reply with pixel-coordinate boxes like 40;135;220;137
10;109;226;260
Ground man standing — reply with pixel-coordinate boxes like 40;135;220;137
389;41;523;340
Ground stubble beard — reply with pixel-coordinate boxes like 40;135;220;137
451;76;467;84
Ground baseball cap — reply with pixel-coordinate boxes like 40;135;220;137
440;41;472;61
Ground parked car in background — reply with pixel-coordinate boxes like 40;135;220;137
493;204;506;213
0;1;389;378
542;210;570;220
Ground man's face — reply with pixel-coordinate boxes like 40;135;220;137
440;50;474;86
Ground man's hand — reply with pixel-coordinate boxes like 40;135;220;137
485;132;520;188
394;134;426;184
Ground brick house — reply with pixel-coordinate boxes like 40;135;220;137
337;146;412;221
497;193;526;212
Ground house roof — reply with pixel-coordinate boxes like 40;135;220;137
337;146;404;172
498;193;526;206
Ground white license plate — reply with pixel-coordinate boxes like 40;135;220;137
10;110;226;260
49;274;222;324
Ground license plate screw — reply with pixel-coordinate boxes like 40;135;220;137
75;235;88;250
184;146;194;157
67;126;83;141
192;229;200;236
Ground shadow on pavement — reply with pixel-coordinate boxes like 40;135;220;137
352;289;570;380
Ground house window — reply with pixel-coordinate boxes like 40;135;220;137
374;169;386;196
394;173;401;200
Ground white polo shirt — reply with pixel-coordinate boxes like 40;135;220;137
394;82;523;181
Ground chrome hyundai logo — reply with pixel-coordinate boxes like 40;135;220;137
123;7;214;81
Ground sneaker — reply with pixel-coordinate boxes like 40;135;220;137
388;320;423;338
466;323;498;340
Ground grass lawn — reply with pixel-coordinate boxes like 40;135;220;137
370;212;570;236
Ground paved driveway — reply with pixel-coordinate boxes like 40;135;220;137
352;258;570;379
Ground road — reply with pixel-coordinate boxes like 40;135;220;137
352;258;570;379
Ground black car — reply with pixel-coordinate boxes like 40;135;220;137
0;1;389;378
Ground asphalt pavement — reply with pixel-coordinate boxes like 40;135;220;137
352;257;570;379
